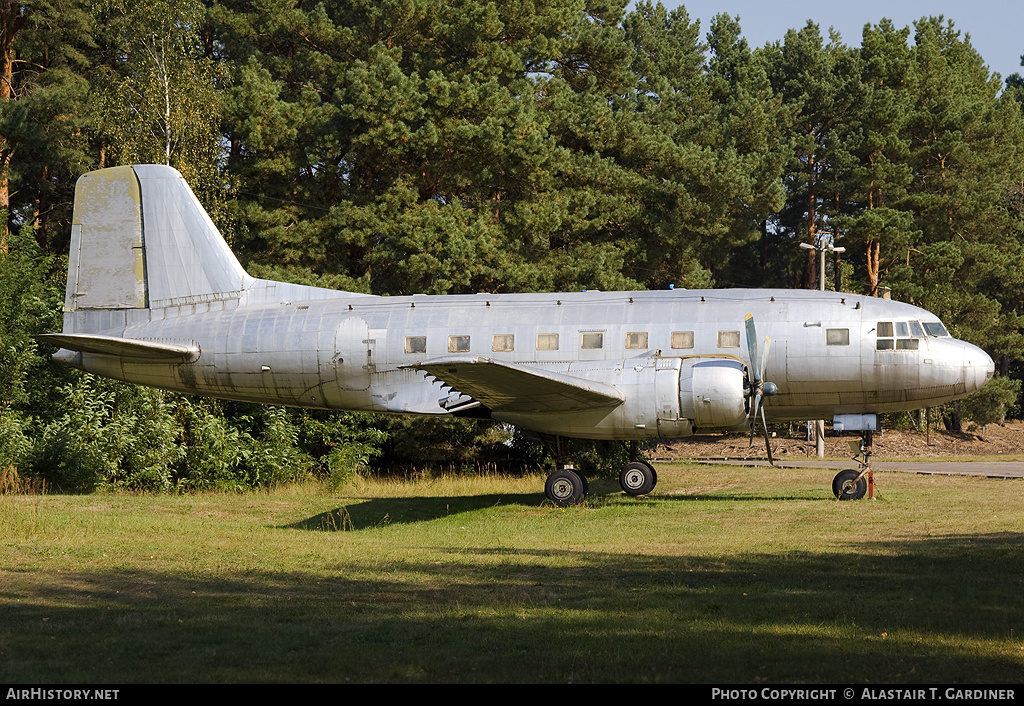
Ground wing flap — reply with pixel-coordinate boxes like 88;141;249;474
35;333;199;361
408;356;624;413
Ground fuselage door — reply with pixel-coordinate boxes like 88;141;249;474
331;316;372;392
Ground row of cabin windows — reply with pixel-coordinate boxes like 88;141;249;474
407;324;944;355
404;330;737;354
406;329;864;354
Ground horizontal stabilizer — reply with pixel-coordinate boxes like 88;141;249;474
408;357;624;413
35;333;199;361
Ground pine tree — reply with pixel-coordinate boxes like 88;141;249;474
899;18;1024;357
840;20;918;297
763;22;864;289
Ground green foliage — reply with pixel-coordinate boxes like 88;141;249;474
293;410;386;491
31;378;179;492
174;400;248;491
959;375;1022;428
0;225;62;476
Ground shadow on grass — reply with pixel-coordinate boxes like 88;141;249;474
286;493;542;530
3;533;1023;683
287;484;834;531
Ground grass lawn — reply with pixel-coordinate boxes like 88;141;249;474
2;463;1022;683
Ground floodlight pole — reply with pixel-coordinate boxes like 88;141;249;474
799;241;846;459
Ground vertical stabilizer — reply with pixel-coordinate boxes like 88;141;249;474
63;164;357;337
65;165;254;332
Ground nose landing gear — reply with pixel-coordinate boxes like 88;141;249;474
833;431;874;500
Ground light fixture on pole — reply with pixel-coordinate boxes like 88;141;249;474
799;241;846;292
798;240;846;458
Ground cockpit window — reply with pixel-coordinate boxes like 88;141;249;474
876;320;921;352
923;322;950;337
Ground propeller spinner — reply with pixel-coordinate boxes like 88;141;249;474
745;313;778;464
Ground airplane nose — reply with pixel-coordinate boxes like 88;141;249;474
963;341;995;394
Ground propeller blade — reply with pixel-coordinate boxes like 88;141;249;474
745;313;760;383
749;392;760;446
760;403;775;466
745;313;775;464
760;336;772;380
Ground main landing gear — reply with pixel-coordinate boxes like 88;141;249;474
545;467;587;506
542;438;658;506
832;430;873;501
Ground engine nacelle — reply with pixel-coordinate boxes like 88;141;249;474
680;358;747;429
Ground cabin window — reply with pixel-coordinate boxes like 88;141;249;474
448;335;470;353
826;328;850;346
894;321;909;337
581;332;604;349
671;331;694;349
923;321;949;337
537;333;559;350
625;332;648;349
896;338;919;350
909;321;925;337
717;331;740;348
492;334;514;352
405;336;426;354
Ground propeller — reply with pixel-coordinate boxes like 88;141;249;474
745;313;779;465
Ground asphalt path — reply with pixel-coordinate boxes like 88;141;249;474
695;457;1024;478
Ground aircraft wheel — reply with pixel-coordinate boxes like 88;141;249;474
545;468;587;506
643;462;657;489
832;469;867;500
619;461;656;496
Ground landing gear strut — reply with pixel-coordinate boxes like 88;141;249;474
833;431;872;500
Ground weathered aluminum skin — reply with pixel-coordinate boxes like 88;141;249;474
42;165;995;441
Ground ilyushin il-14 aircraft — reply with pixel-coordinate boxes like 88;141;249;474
38;165;995;505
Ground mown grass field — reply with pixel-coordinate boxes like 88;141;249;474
2;463;1023;683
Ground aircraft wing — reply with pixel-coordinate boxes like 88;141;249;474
408;356;625;414
34;333;199;361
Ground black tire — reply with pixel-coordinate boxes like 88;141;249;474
545;468;586;506
642;462;657;489
576;471;589;494
619;461;656;496
832;469;867;500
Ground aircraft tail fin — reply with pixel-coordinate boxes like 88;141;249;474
62;164;365;336
65;165;251;326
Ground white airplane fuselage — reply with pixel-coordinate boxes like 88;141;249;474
44;165;994;443
55;288;992;440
